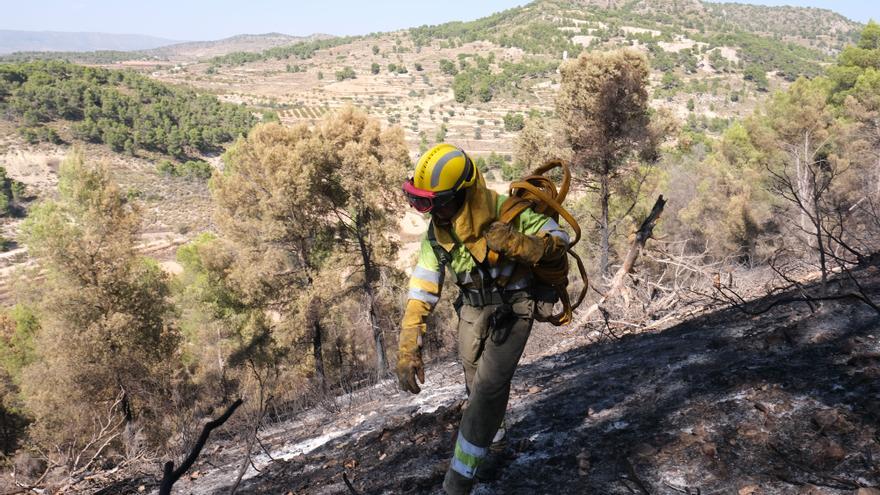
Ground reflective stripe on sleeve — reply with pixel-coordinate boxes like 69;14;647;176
407;288;439;305
412;266;442;284
409;277;439;294
409;265;443;295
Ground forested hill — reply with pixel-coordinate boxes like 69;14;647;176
561;0;859;48
0;61;257;159
182;0;864;123
149;33;337;60
402;0;859;76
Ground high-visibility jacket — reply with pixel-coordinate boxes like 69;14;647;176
401;176;569;336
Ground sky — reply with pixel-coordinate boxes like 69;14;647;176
1;0;877;42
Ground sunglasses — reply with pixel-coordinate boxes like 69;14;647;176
402;179;457;213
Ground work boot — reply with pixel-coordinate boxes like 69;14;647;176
442;468;474;495
474;425;510;482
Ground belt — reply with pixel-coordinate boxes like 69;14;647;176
458;288;505;307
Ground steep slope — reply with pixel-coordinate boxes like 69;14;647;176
82;262;880;494
234;265;880;494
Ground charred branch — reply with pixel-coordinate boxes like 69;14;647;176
158;398;243;495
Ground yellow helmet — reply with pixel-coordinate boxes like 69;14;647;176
412;143;477;193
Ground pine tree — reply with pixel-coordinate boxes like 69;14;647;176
211;107;408;383
20;150;181;465
556;49;659;278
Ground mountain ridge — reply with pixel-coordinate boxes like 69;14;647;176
147;32;336;60
0;29;181;54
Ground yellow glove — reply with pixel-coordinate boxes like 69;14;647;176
485;221;547;265
397;299;430;394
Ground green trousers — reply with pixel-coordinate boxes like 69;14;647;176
443;290;535;495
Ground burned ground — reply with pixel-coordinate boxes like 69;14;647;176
224;266;880;494
88;266;880;495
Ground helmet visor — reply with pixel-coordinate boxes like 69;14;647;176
403;179;455;213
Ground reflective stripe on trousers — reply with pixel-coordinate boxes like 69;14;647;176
450;431;488;478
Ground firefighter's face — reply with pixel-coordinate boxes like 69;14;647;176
431;195;461;226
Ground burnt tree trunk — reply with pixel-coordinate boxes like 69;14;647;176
599;167;611;280
354;212;388;378
813;189;828;296
307;296;326;389
582;195;666;321
159;399;242;495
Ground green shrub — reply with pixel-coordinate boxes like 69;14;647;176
501;159;524;181
503;112;525;132
17;126;61;145
335;67;356;81
179;160;213;179
156;159;212;180
439;59;458;75
475;156;488;173
0;304;39;378
0;167;24;216
435;124;447;143
157;159;176;176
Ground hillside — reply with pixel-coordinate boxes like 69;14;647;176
0;61;257;158
0;32;334;66
1;1;863;158
147;32;337;61
705;2;858;51
136;0;860;158
0;0;867;295
0;60;261;301
565;0;858;52
0;30;179;55
70;261;880;494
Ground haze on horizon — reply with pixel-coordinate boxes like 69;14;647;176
1;0;877;42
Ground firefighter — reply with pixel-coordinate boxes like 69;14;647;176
398;143;569;494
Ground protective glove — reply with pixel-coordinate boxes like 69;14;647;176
485;221;546;265
396;323;426;394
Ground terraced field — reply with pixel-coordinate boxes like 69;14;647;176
280;105;330;120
